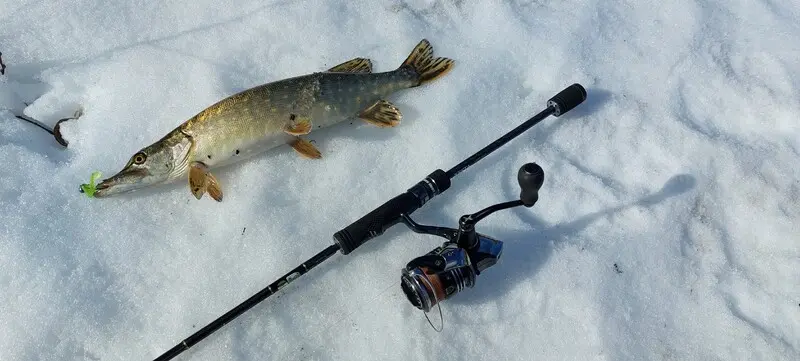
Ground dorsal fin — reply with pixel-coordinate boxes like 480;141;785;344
327;58;372;73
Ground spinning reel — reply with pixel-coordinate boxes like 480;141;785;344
399;162;544;314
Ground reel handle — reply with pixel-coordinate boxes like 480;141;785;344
518;163;545;207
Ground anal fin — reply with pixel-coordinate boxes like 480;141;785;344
327;58;372;73
290;137;322;159
359;100;402;128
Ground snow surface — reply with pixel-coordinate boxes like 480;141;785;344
1;0;799;360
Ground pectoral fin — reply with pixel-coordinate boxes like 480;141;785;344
188;161;224;202
327;58;372;73
359;100;402;128
290;137;322;159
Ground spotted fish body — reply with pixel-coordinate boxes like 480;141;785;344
93;39;454;201
186;67;420;169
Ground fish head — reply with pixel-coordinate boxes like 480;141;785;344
94;131;192;197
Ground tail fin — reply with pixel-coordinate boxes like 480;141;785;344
399;39;454;86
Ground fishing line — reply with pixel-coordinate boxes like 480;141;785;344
416;272;444;332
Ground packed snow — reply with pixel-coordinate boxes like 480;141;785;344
1;0;798;360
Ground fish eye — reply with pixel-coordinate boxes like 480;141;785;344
133;152;147;165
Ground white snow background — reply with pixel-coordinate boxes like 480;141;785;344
1;0;798;360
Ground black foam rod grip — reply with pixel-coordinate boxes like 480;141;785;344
333;170;450;255
333;192;422;254
547;83;587;116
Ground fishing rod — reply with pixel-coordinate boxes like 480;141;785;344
153;83;587;360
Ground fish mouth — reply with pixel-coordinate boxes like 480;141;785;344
93;168;150;197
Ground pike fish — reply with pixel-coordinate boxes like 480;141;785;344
92;39;454;201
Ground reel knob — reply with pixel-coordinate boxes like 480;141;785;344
518;163;544;207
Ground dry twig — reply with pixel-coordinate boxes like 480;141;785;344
2;51;80;147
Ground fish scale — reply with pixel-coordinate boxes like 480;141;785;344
92;39;455;201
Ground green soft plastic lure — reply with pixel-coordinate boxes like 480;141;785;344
80;171;102;198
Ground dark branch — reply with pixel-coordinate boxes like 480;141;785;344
14;108;83;147
15;114;55;135
2;51;79;147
